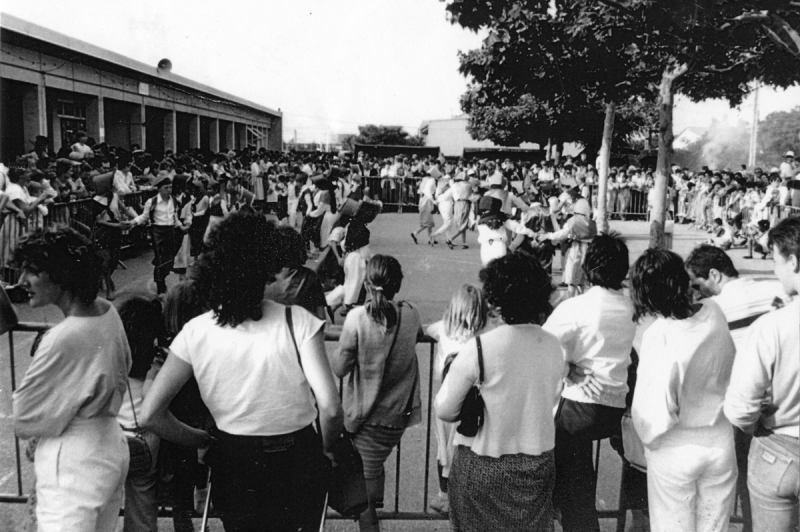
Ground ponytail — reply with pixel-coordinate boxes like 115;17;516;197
364;254;403;333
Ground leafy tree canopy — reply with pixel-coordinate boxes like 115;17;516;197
759;106;800;165
354;125;424;146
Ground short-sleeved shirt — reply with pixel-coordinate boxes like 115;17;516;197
170;301;324;436
13;303;131;439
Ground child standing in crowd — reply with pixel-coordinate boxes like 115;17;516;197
161;281;211;532
115;294;164;532
426;284;490;515
332;254;423;532
326;220;372;315
630;249;737;532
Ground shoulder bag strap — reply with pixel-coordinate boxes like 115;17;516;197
475;336;484;385
127;379;140;430
286;306;322;434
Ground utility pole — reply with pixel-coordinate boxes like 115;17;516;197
748;82;760;169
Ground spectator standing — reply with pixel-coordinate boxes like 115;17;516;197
142;212;342;531
12;226;131;532
544;234;636;532
630;249;737;532
331;255;423;532
435;253;563;532
68;131;94;161
724;216;800;532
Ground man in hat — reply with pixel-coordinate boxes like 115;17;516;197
780;150;797;179
129;177;186;294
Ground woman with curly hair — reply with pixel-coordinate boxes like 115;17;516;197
435;253;565;531
630;248;737;532
141;210;343;531
12;225;131;531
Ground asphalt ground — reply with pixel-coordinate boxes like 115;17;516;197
0;213;766;531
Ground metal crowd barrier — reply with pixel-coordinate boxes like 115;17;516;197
0;322;647;526
0;191;156;283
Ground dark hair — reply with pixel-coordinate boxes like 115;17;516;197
11;225;102;304
583;233;629;290
768;216;800;262
365;254;403;332
684;244;738;280
479;253;553;325
275;226;307;270
116;294;162;380
630;249;694;322
163;280;207;339
192;211;282;327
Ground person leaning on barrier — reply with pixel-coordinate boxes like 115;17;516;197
12;225;131;532
543;233;636;532
685;243;791;532
435;253;564;532
331;254;423;532
630;249;738;532
141;211;342;531
724;216;800;532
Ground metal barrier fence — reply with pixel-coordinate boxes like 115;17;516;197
0;191;156;284
0;322;649;527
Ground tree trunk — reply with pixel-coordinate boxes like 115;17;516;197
553;140;562;165
649;64;688;249
596;101;616;234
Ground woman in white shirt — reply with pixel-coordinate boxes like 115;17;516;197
142;211;343;531
435;253;564;531
630;249;737;532
13;226;131;532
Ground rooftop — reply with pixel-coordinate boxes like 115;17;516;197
0;13;281;118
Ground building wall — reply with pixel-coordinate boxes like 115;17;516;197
1;23;281;161
424;117;538;157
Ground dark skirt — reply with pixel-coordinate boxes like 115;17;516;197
452;199;471;233
189;213;209;256
449;445;555;532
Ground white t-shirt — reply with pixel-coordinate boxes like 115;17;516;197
169;301;324;436
544;286;636;408
632;300;735;449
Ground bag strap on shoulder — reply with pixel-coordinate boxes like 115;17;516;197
286;305;323;435
475;336;484;384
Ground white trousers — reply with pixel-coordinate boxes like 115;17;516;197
645;429;737;532
35;417;129;532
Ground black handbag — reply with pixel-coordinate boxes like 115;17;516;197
124;380;154;477
456;336;485;437
286;307;368;520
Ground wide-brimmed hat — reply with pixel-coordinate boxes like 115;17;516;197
572;198;592;217
155;176;172;190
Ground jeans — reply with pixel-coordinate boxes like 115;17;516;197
748;434;800;532
210;424;328;532
123;430;160;532
553;398;625;532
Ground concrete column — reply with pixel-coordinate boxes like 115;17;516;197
189;114;200;148
37;78;47;136
138;105;146;149
236;123;247;150
164;110;177;154
210;119;220;152
86;96;103;143
130;104;144;148
21;84;42;152
224;122;234;151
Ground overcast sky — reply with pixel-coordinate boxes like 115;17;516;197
4;0;799;143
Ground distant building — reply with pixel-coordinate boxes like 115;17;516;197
420;114;582;159
673;126;707;150
1;14;282;162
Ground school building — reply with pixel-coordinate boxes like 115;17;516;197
0;13;282;162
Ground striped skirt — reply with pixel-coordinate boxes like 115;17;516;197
449;445;555;532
